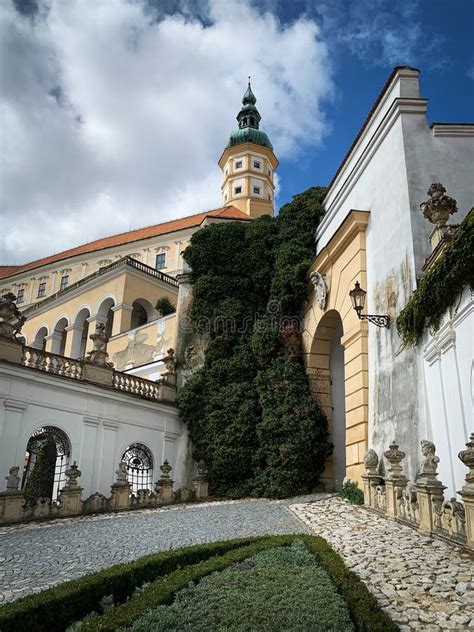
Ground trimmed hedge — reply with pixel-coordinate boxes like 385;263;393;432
0;534;398;632
0;537;260;632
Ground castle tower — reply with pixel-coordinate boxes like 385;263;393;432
218;80;278;218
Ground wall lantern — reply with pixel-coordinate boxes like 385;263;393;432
349;281;390;328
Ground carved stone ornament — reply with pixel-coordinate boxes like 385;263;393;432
310;272;328;310
417;439;440;483
5;466;20;492
0;293;26;340
115;462;129;484
364;449;379;474
196;459;209;481
85;322;113;368
65;461;82;488
420;183;458;227
459;433;474;487
384;441;406;478
163;348;177;375
160;460;172;479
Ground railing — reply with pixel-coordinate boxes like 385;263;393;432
22;256;179;316
22;347;84;380
112;372;163;401
17;345;171;403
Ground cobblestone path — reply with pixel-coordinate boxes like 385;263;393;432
290;497;474;631
0;495;320;604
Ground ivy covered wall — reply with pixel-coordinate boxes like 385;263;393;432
177;187;332;498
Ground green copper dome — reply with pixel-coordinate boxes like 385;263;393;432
227;127;273;149
226;79;273;150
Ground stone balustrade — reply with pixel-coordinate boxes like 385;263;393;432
0;459;209;525
0;343;176;403
22;347;84;379
362;434;474;550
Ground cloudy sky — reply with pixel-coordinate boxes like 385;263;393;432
1;0;473;264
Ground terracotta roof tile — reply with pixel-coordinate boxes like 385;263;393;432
0;206;250;280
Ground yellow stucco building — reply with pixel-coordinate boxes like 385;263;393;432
0;82;278;379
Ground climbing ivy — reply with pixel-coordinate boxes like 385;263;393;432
177;187;332;498
396;210;474;347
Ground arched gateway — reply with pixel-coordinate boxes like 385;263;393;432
301;211;369;489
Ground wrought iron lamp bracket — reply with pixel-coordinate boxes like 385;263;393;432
357;312;390;328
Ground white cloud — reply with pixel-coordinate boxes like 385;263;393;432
0;0;333;264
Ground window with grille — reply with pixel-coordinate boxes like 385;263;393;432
253;186;261;194
235;160;243;169
17;288;25;303
155;253;166;269
121;443;153;494
60;275;69;291
234;186;242;195
22;426;71;501
37;282;46;297
253;161;261;169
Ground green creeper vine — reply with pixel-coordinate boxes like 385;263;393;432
177;187;332;498
396;209;474;347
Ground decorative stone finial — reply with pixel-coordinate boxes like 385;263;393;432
0;293;26;341
417;440;440;483
65;461;82;488
160;460;172;479
420;183;457;228
363;449;379;474
85;322;113;368
459;433;474;489
384;441;406;478
5;466;20;492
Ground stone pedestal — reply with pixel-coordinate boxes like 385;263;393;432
459;490;474;548
83;363;114;386
362;472;383;508
415;482;446;535
160;383;177;403
58;488;83;516
193;479;209;499
0;337;23;364
385;478;407;519
0;492;24;523
110;482;131;510
157;479;173;504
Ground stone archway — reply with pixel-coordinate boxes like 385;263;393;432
302;211;370;487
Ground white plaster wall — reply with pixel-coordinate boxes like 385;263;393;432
423;287;473;498
315;68;474;481
0;363;188;497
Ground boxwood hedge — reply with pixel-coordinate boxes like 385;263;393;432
0;534;398;632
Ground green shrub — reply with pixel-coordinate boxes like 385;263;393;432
0;535;397;632
177;186;331;498
155;296;176;316
0;537;262;632
340;480;364;505
121;541;353;632
23;435;56;504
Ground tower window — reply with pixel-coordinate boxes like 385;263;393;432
224;193;228;201
60;275;69;291
155;253;166;269
37;282;46;298
235;161;243;169
17;288;25;303
253;161;261;169
234;186;242;195
253;186;261;195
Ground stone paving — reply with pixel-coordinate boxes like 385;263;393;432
0;495;320;604
290;497;474;631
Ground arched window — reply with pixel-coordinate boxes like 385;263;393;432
22;426;71;501
121;443;153;494
131;301;148;329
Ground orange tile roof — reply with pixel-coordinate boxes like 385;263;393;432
0;206;250;280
